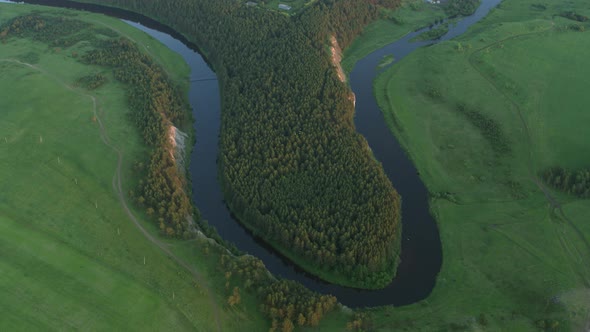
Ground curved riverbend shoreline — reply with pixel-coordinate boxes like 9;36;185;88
2;0;501;307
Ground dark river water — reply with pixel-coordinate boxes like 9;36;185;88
1;0;502;307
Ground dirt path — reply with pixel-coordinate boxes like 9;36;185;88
110;151;224;330
1;58;222;331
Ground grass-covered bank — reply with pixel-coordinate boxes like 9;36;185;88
341;0;488;74
0;4;273;330
365;0;590;330
341;0;446;74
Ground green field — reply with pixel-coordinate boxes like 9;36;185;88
341;0;446;73
363;0;590;330
5;0;590;330
0;4;271;331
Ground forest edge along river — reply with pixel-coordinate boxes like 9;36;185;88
2;0;502;307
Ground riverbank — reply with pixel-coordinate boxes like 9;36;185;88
4;0;589;329
368;0;590;329
0;0;511;311
74;0;408;291
341;0;446;74
0;4;270;330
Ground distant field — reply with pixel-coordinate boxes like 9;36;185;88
342;0;446;73
367;0;590;330
0;4;269;331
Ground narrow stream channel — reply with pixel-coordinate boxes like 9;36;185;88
2;0;502;307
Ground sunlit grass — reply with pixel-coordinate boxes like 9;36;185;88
364;0;590;329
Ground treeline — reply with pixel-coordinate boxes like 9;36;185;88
219;254;337;332
261;280;337;331
541;167;590;198
444;0;480;17
302;0;401;49
81;0;404;288
0;14;199;238
82;38;195;238
0;14;90;46
1;14;197;238
75;73;107;90
456;102;510;155
82;38;186;142
559;11;588;22
195;215;241;255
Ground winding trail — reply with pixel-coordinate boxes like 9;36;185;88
0;58;223;331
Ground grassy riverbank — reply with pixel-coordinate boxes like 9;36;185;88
0;4;270;331
341;0;446;73
365;0;590;330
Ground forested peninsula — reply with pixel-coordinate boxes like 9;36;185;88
76;0;404;289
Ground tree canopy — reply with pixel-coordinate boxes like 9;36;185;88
82;0;404;288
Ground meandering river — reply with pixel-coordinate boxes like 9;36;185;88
2;0;501;307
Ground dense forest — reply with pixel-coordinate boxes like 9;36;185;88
219;253;337;332
80;0;404;288
541;167;590;198
1;11;342;328
1;15;197;238
0;13;90;44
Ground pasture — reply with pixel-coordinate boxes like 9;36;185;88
0;4;269;331
367;0;590;330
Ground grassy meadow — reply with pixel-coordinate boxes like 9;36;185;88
364;0;590;330
341;0;447;73
0;4;270;331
